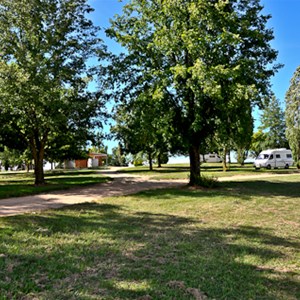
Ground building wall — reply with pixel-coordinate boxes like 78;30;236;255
75;159;88;168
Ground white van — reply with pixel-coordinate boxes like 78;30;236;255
254;148;294;169
200;153;222;163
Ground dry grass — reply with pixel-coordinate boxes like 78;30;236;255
0;174;299;299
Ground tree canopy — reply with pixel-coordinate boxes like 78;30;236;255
105;0;279;185
259;95;288;149
285;66;300;162
111;86;177;170
0;0;105;184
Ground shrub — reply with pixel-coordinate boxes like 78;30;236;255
188;174;219;188
133;158;144;166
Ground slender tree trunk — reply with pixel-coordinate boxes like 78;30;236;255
189;143;201;186
222;146;228;172
157;153;162;168
227;150;231;164
148;152;153;171
296;145;300;168
201;154;205;163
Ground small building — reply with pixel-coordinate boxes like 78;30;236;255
65;152;108;169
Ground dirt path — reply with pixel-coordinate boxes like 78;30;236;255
0;169;298;217
0;170;186;217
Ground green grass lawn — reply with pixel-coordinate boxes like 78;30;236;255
118;163;300;180
0;170;110;199
0;175;299;299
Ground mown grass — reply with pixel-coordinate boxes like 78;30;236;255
0;170;110;199
119;163;300;180
0;175;299;299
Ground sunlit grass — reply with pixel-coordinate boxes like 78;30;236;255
118;163;300;180
0;170;110;199
0;175;299;299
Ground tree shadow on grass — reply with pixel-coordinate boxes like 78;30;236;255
221;179;300;198
0;202;299;299
0;177;111;200
131;179;300;201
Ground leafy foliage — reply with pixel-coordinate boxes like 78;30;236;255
105;0;279;185
260;95;288;149
0;0;105;184
250;130;267;157
111;89;174;170
108;145;128;166
285;66;300;161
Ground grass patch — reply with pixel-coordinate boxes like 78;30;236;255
0;170;110;200
0;175;299;299
118;163;300;180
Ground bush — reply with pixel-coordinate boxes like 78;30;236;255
189;174;219;188
133;158;144;167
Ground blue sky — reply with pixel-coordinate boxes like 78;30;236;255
88;0;300;152
261;0;300;103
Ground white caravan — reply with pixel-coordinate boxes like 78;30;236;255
254;148;293;169
200;153;222;163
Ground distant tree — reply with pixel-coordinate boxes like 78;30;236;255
0;147;11;171
156;152;169;167
232;106;253;166
0;147;25;171
111;89;174;171
259;95;288;149
0;0;104;184
285;66;300;163
132;152;147;167
89;132;108;154
106;0;279;185
250;130;267;157
109;145;128;166
215;97;253;169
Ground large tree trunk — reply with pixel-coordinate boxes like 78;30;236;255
30;135;46;185
34;155;45;185
188;143;201;186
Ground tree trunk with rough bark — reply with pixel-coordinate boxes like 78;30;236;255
34;155;45;185
30;135;46;185
188;143;201;186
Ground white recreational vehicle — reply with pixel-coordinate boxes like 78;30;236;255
200;153;222;163
254;148;294;169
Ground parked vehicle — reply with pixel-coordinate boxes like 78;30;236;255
254;148;293;169
200;153;222;163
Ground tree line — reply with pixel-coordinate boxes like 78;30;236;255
0;0;299;186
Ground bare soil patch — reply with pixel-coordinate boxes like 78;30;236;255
0;170;186;217
1;168;298;217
